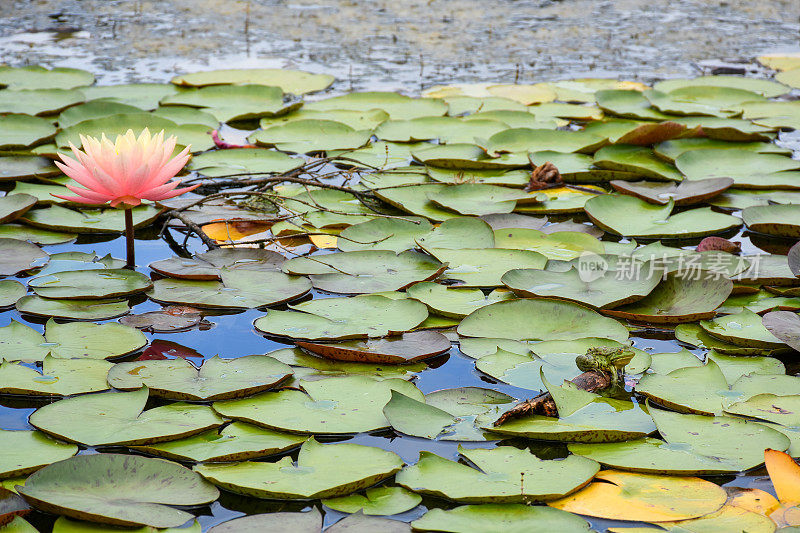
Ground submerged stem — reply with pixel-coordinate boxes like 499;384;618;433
124;207;135;268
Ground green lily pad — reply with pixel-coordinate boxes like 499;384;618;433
700;309;786;349
514;186;608;215
337;217;433;253
603;272;732;324
411;503;592;533
50;517;201;533
583;119;693;146
652;75;789;98
161;84;300;122
0;239;47;277
502;264;660;310
593;145;683;182
0;66;93;90
489;376;655;443
670;116;776;142
149;269;310;309
487;129;606;154
283;250;445;294
171;69;334;94
570;405;789;474
251;119;372;154
330;142;421;170
295;330;451;364
261;108;389;130
459;299;628;342
149;249;284;280
383;387;514;441
743;204;800;238
374;184;461;222
214;375;423;434
0;430;77;478
323;486;421;516
395;445;599;503
276;188;377;228
0;115;56;150
305;92;448;119
29;388;224;446
130;422;306;463
21;205;163;234
28;269;152;300
675;149;800;188
195;438;403;499
18;453;218;528
0;156;59;181
108;355;292;401
187;148;303;177
151;106;220;128
724;394;800;426
710;188;800;209
57;101;145;129
424;167;528;186
584;195;741;238
0;225;75;245
16;296;131;321
609;178;733;206
426;248;546;287
0;356;112;397
55;114;214;152
412;144;526;170
635;359;733;415
0;89;84;116
375;117;507;143
406;282;514;318
644;87;762;117
416;217;495;249
267;347;424;381
426;184;543;216
675;322;786;356
445;95;527;114
206;510;320;533
81;83;179;110
0;281;25;308
466;110;558;129
654;138;791;163
595;90;672;121
255;295;427;340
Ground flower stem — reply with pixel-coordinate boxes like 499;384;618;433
124;207;135;269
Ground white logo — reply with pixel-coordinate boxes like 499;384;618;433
577;252;608;282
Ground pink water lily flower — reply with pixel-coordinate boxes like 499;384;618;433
53;128;198;207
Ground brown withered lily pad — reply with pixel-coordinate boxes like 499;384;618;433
609;177;734;206
296;331;451;364
119;307;204;333
762;310;800;352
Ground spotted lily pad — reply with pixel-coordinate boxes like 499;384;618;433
0;430;77;478
149;269;310;309
743;205;800;238
700;309;786;349
18;454;219;528
283;250;445;294
107;355;292;401
0;356;112;397
724;394;800;426
29;388;224;446
383;387;515;441
213;375;423;434
763;311;800;352
295;330;451;364
194;438;403;499
584;195;741;238
395;445;599;503
458;299;629;343
130;422;306;463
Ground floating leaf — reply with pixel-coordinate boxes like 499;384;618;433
29;388;223;446
18;454;218;528
595;90;672;121
0;89;84;116
161;84;300;122
0;430;77;478
426;184;542;216
296;330;450;364
765;449;800;506
206;509;321;533
395;445;599;503
0;356;112;397
416;217;495;250
194;438;402;499
337;217;432;253
407;282;514;318
0;115;56;150
426;248;546;287
411;504;592;533
322;486;421;516
593;145;682;182
547;470;727;522
28;269;152;300
21;205;163;234
187;148;303;177
16;296;131;321
130;422;306;463
610;178;733;206
488;129;606;154
0;66;93;90
108;355;292;401
763;311;800;352
251;119;372;154
458;299;629;343
653;75;790;98
304;92;448;119
701;309;786;349
675;149;800;188
743;204;800;238
214;375;423;434
150;249;284;281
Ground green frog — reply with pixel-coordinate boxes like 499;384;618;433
574;346;635;388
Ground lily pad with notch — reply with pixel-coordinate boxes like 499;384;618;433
406;282;514;318
187;148;303;178
395;445;599;503
743;204;800;238
411;504;592;533
675;149;800;189
16;296;131;321
213;375;423;434
337;217;433;253
426;184;544;216
593;145;683;182
161;84;301;122
0;239;48;277
0;356;112;397
194;438;403;500
322;486;421;516
18;453;219;528
250;119;372;154
107;355;293;401
21;205;163;234
700;309;787;349
29;388;224;446
149;249;285;281
610;177;733;206
0;430;77;479
426;248;546;287
28;269;152;300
